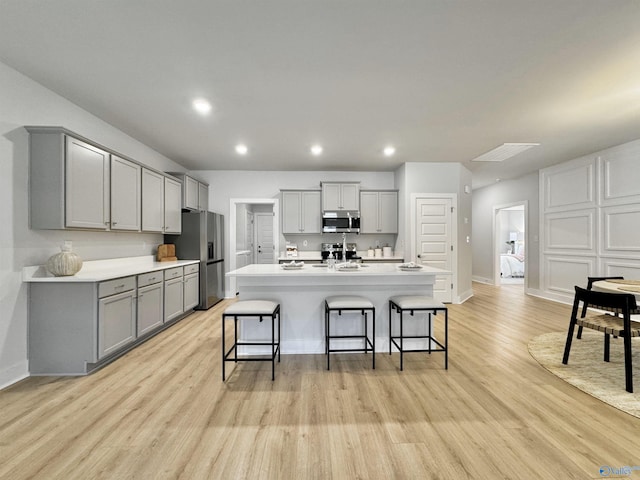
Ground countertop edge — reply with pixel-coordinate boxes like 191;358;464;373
23;257;200;283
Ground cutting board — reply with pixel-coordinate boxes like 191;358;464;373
157;244;177;262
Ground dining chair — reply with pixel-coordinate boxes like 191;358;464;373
562;286;640;393
577;276;625;339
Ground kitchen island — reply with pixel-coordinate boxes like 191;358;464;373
226;263;449;354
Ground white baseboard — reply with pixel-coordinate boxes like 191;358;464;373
525;288;573;306
455;289;474;304
0;360;29;390
472;275;494;285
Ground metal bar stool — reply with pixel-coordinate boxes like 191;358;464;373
388;295;448;371
325;295;375;370
222;300;281;381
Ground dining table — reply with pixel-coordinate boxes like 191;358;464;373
591;279;640;312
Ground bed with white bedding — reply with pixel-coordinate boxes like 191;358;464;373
500;254;525;278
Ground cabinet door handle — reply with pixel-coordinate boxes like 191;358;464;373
115;284;126;289
149;277;156;282
112;221;117;226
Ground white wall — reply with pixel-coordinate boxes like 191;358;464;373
0;61;185;388
395;162;473;302
539;139;640;303
471;173;539;290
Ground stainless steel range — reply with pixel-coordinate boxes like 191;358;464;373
321;242;360;262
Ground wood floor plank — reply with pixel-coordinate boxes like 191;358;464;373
1;283;639;479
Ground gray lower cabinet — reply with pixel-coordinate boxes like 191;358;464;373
28;263;198;375
183;269;199;311
137;272;164;336
98;277;137;359
164;267;184;322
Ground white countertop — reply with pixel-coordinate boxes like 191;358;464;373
23;255;200;283
277;251;405;262
228;263;448;277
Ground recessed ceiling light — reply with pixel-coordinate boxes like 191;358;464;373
471;143;540;162
192;98;212;115
310;144;323;156
383;145;396;157
235;144;248;155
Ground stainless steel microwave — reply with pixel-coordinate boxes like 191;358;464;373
322;211;360;233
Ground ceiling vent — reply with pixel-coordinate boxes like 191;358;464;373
471;143;540;162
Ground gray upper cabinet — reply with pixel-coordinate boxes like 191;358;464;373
143;170;182;234
28;126;181;234
111;155;141;231
360;190;398;233
282;190;321;234
321;182;360;211
184;175;199;210
198;182;209;211
65;137;111;230
28;128;111;230
167;172;209;211
164;177;182;234
142;168;165;232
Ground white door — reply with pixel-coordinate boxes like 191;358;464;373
255;212;275;264
415;197;453;303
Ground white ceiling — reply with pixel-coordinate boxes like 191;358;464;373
1;1;640;189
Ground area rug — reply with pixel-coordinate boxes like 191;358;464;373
528;331;640;419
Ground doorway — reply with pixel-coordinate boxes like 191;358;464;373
228;198;279;297
493;202;527;287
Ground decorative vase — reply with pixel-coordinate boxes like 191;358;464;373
46;241;83;276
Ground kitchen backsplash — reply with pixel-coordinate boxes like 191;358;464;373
283;233;397;252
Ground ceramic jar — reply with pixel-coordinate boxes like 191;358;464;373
46;241;83;276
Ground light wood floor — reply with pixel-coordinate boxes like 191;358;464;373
1;283;638;479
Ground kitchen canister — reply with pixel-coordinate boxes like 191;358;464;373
374;248;383;258
367;247;374;257
46;241;83;276
383;246;392;257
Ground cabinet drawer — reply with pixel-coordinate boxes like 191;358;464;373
184;263;199;275
138;271;163;288
164;267;183;280
98;276;136;298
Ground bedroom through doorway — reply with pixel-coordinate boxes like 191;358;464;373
495;203;526;287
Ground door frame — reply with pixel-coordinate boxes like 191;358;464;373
228;198;279;298
410;193;457;302
492;200;528;289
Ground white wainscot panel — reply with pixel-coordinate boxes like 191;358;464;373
545;256;595;295
600;258;640;279
544;209;595;253
600;143;640;206
600;204;640;257
542;160;594;212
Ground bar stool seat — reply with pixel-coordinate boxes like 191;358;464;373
222;300;281;381
389;295;448;371
325;295;375;370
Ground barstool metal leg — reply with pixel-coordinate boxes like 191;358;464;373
271;314;275;381
222;314;226;381
399;309;404;371
445;309;448;370
388;302;393;355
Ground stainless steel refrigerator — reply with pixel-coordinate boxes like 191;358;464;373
165;211;224;309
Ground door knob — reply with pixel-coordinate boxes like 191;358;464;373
417;254;422;258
